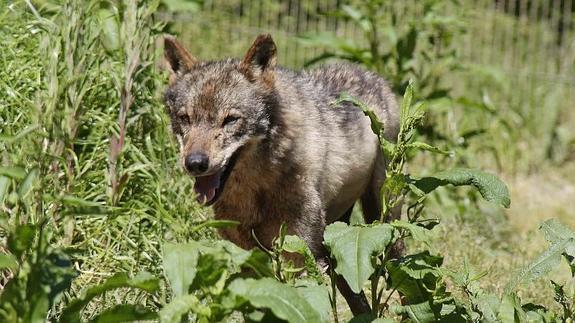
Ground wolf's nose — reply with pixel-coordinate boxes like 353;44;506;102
185;153;209;174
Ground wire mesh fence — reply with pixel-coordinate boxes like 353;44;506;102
161;0;575;86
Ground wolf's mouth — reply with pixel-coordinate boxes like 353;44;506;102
193;148;242;206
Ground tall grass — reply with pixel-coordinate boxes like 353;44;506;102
1;0;574;320
1;0;210;318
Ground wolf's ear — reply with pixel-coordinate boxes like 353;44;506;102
240;34;277;83
164;35;197;82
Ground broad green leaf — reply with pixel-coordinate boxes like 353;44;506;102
389;251;443;280
60;272;159;322
229;278;324;323
177;241;238;295
498;294;527;323
0;166;26;180
335;93;384;136
29;294;50;323
163;240;273;298
282;235;322;279
97;9;119;52
244;310;266;322
192;251;229;295
0;254;17;270
39;248;77;306
18;168;38;199
350;315;398;323
0;124;40;144
497;294;516;323
143;0;161;18
406;142;451;155
282;235;310;255
409;102;427;126
564;251;575;276
522;303;554;322
217;240;274;278
294;280;330;322
410;168;511;208
341;5;371;31
390;220;432;245
394;301;436;323
504;238;575;294
473;293;500;322
0;246;76;323
163;242;199;296
8;224;36;259
400;81;414;126
90;304;157;323
324;222;394;293
365;109;384;136
539;219;575;273
539;219;575;244
0;274;31;322
0;176;9;204
386;251;443;303
551;280;571;319
158;294;209;323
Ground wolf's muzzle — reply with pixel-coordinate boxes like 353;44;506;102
185;152;209;174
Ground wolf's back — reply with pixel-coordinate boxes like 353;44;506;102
271;63;399;223
303;63;399;142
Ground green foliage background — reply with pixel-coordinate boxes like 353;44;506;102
1;0;574;321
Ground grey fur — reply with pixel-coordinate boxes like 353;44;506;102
163;34;399;314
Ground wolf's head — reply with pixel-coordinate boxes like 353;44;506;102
163;34;279;205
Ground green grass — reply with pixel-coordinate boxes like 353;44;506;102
1;0;575;321
1;1;209;319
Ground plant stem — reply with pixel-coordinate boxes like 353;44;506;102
330;265;340;323
371;273;379;316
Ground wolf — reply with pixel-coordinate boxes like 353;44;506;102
162;34;400;314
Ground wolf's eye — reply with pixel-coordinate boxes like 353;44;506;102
177;113;189;124
222;115;241;127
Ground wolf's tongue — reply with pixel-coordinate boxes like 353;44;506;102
194;172;221;204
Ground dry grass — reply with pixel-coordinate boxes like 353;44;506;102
330;164;575;319
424;165;575;310
507;166;575;232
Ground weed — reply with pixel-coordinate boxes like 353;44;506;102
1;1;574;322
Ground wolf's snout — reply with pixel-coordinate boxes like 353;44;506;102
185;152;209;174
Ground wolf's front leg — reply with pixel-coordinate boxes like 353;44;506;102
314;244;372;315
292;208;372;316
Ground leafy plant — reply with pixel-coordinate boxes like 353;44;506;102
158;233;329;323
0;217;76;322
320;82;510;321
299;0;463;102
60;272;159;322
0;167;159;323
2;1;574;322
446;219;575;322
0;0;194;321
